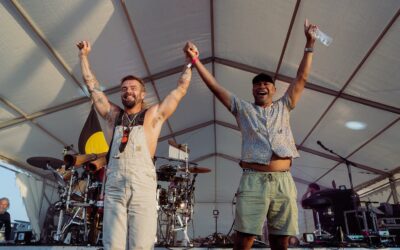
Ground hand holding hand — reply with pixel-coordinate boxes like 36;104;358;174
76;40;91;56
183;41;199;60
304;19;317;44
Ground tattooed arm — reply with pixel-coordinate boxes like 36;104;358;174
77;41;119;122
154;65;192;122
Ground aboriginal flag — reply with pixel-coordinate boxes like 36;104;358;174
78;105;109;154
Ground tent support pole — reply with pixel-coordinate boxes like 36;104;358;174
389;176;399;204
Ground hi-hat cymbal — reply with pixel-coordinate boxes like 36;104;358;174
27;157;64;170
178;166;211;174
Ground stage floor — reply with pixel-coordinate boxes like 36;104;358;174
1;247;400;250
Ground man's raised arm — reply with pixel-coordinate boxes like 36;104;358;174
184;42;232;111
286;19;317;108
155;63;192;122
77;41;117;119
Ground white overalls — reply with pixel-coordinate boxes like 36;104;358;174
103;112;157;250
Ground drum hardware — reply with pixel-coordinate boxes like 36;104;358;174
28;155;106;245
64;152;107;169
155;144;211;247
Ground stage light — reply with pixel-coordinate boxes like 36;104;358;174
345;121;366;130
303;233;315;243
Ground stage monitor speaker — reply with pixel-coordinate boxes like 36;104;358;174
344;209;376;235
15;231;32;244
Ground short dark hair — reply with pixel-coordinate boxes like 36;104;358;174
309;183;320;191
0;197;10;208
252;73;274;85
120;75;146;91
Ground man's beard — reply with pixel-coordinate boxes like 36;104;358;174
122;94;142;109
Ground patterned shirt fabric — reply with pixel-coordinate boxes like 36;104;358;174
230;92;299;165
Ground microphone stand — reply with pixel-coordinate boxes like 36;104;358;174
317;141;363;242
317;141;355;190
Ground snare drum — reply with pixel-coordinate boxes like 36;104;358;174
56;166;72;181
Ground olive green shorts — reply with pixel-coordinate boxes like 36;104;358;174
234;171;299;236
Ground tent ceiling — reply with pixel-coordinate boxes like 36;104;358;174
1;0;400;194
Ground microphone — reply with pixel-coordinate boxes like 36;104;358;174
317;140;329;151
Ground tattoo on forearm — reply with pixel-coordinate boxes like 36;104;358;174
93;96;104;104
88;86;102;94
105;109;114;123
180;69;191;82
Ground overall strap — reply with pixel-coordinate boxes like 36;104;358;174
105;108;148;164
105;108;124;164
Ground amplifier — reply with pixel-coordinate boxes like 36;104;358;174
379;217;400;229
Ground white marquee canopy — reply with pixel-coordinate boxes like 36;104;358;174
1;0;399;238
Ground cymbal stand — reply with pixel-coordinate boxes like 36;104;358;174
82;173;91;242
54;166;76;242
313;211;331;238
181;144;192;247
65;167;76;210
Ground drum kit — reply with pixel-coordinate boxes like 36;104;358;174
155;156;210;247
26;152;211;247
27;154;106;245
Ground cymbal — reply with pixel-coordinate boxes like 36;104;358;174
155;156;198;166
179;166;211;174
27;157;64;170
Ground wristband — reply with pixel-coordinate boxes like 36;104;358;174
186;57;199;68
304;47;314;53
191;57;199;64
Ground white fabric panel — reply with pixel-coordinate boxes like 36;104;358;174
303;98;398;157
291;151;338;184
18;0;147;88
358;177;390;197
34;102;92;150
318;163;380;189
0;123;65;163
0;103;19;122
154;140;170;161
0;2;85;114
349;122;400;172
124;0;211;74
215;0;295;72
296;182;316;234
345;19;400;108
216;124;241;158
280;0;400;90
214;64;254;125
362;189;394;204
15;173;43;240
215;157;241;202
193;157;216;203
290;88;335;143
192;203;235;238
154;64;214;132
359;175;400;203
175;125;215;161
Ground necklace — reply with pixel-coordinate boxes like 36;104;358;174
124;111;140;127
